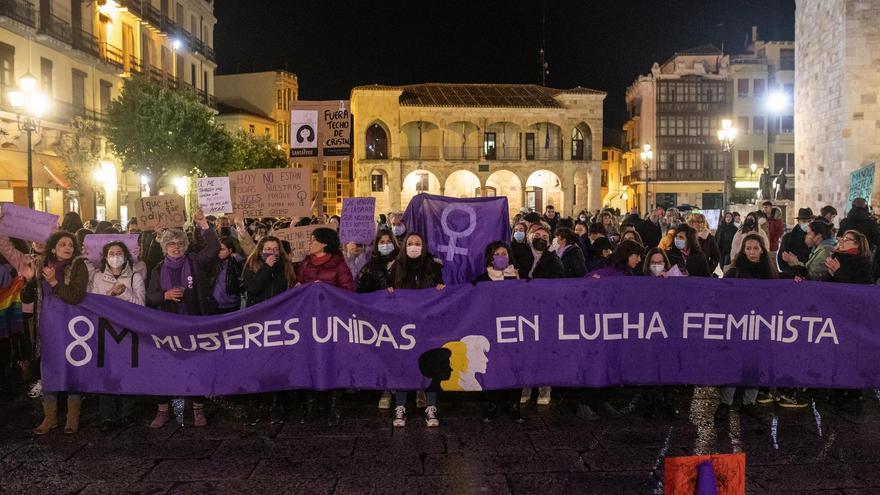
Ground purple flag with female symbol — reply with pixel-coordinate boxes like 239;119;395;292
402;193;510;285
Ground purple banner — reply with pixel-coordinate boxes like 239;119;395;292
39;277;880;396
403;193;510;285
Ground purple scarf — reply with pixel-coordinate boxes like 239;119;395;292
49;259;71;281
159;255;193;292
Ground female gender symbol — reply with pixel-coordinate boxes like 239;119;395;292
437;203;477;261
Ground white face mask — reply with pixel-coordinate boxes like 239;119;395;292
378;243;395;256
674;239;687;250
107;255;126;269
799;222;810;231
649;264;665;276
392;225;406;236
405;245;421;259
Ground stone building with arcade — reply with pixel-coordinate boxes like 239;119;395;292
350;83;605;217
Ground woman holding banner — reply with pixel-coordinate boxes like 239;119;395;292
145;209;218;429
389;232;445;428
208;237;245;314
88;241;145;431
23;231;90;434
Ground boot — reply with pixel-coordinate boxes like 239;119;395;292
193;403;207;427
64;396;81;434
150;404;171;429
33;398;58;435
509;403;526;424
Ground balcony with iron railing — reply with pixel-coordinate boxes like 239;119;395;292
73;28;101;58
485;146;521;160
400;146;440;160
0;0;36;27
530;147;563;161
444;146;482;161
631;167;726;182
38;13;72;44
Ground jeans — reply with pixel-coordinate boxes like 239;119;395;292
395;391;436;407
720;387;758;406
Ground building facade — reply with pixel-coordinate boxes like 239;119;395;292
0;0;217;220
623;45;731;213
350;83;605;217
795;0;880;212
601;146;627;212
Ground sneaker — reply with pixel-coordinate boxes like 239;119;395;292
416;391;427;409
576;404;600;421
536;387;551;406
425;406;439;427
519;388;532;404
777;394;808;408
393;406;406;427
378;391;392;409
714;403;730;422
756;391;777;404
27;380;42;399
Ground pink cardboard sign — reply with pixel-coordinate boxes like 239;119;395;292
0;203;58;243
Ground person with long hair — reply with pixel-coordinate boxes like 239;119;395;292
60;211;84;233
642;247;671;278
686;213;721;273
716;212;738;269
666;225;711;277
88;241;145;431
208;237;245;314
243;236;296;307
592;240;646;277
823;230;873;284
145;209;218;429
715;234;779;421
730;212;770;263
389;232;445;428
555;227;587;278
24;231;89;434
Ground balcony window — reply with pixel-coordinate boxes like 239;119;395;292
753;150;765;167
738;150;750;168
40;57;52;95
753;116;765;134
370;174;384;192
0;43;13;105
737;79;749;97
365;123;388;159
753;79;765;98
780;49;794;70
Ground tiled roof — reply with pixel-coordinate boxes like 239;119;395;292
216;102;271;120
675;44;723;56
352;83;605;108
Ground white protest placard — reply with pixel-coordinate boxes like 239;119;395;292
0;203;58;242
272;224;336;263
197;177;233;214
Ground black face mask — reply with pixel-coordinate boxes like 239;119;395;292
219;227;231;236
532;238;549;252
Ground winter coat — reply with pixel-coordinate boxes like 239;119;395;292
145;227;219;315
295;254;355;291
208;254;243;311
838;207;880;249
767;218;785;252
390;258;444;289
695;231;721;274
823;252;874;284
473;265;519;282
730;229;770;264
527;251;564;279
776;227;810;275
715;223;738;258
723;259;775;280
356;256;395;293
635;219;662;249
785;238;835;281
243;259;292;307
511;241;533;276
557;244;587;278
666;246;711;277
88;263;146;305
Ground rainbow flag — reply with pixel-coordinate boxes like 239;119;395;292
0;277;24;339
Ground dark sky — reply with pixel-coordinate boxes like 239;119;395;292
215;0;795;132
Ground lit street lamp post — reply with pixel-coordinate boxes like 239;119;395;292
717;119;737;210
8;73;50;210
640;143;653;213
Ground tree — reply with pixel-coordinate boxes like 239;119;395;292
226;129;288;171
105;76;230;194
56;117;101;192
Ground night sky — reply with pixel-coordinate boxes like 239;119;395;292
214;0;795;132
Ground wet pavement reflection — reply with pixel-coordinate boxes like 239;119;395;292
1;386;879;494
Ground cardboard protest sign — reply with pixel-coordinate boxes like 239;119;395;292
229;168;311;220
83;234;140;266
134;194;187;230
338;197;376;244
848;162;875;204
290;101;351;158
196;177;233;215
272;224;336;263
0;203;58;242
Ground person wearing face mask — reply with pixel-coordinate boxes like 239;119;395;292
715;212;738;270
389;213;407;244
22;231;89;435
389;233;445;428
526;225;564;280
729;213;769;264
642;248;671;278
88;241;145;432
509;222;532;275
555;228;586;278
666;225;711;277
343;242;369;280
776;208;814;277
716;235;779;421
145;209;218;429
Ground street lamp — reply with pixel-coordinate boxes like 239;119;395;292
8;72;50;209
717;119;737;209
750;162;758;177
640;143;653;213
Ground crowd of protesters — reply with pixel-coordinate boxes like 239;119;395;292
1;195;878;434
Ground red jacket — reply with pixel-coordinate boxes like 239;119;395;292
295;254;355;291
767;218;785;252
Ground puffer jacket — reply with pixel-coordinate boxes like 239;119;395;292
88;263;145;305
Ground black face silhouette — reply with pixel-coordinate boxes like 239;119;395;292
418;348;452;392
296;125;315;143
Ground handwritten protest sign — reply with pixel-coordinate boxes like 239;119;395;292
197;177;233;214
272;224;336;262
0;203;58;242
230;168;311;219
134;194;187;230
848;162;876;204
83;234;140;266
338;197;376;244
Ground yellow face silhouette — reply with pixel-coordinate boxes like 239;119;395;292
440;341;469;391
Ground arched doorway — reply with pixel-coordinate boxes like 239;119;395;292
365;122;388;159
486;170;523;216
402;170;441;209
444;170;482;198
526;170;563;214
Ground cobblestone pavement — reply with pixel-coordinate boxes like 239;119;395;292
1;386;879;494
